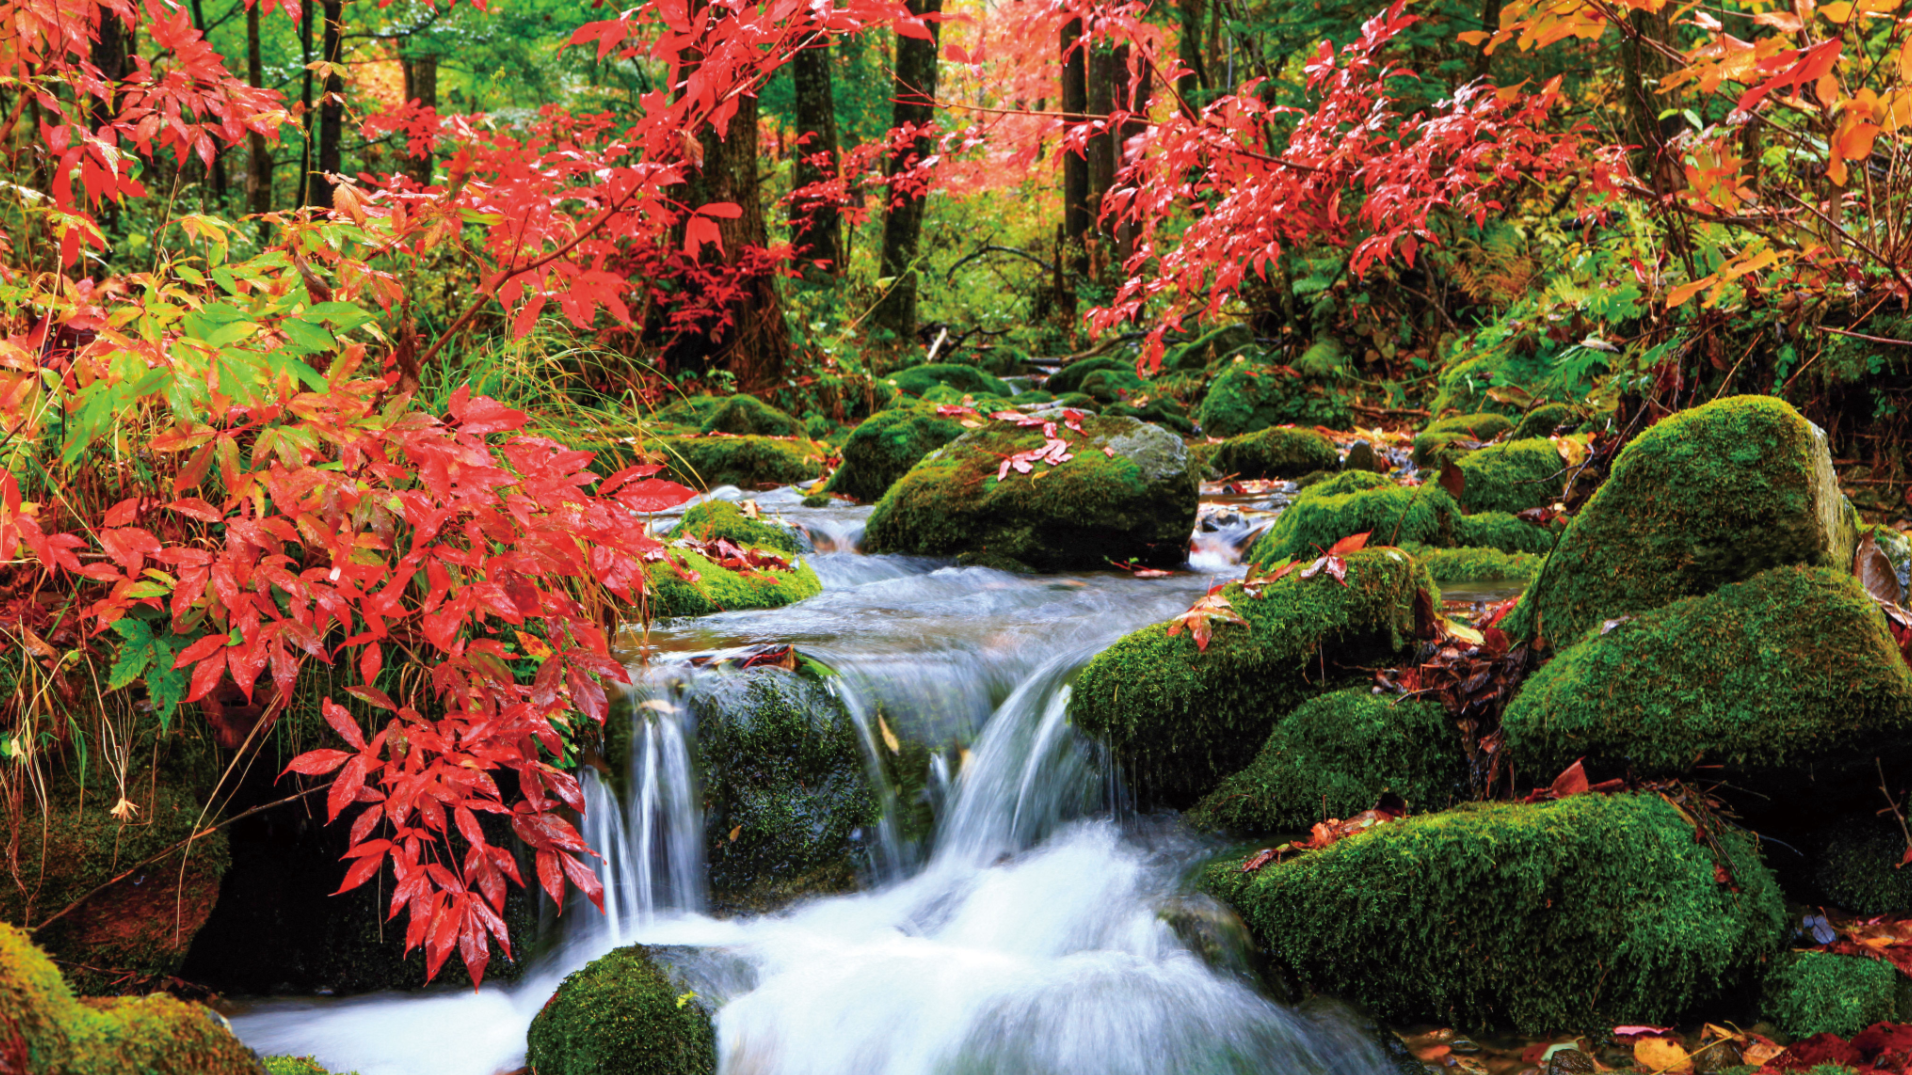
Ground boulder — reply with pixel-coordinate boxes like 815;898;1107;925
1411;413;1514;467
885;363;1013;400
1200;794;1786;1033
669;499;804;554
1816;820;1912;915
1404;544;1543;586
824;405;968;503
863;414;1197;571
1043;356;1132;395
1245;477;1554;565
1501;567;1912;813
1449;438;1565;515
1071;547;1431;805
1105;398;1195;434
1511;403;1577;441
644;544;821;619
1188;688;1463;832
1204;427;1341;481
1503;396;1857;647
1762;951;1906;1040
655;435;825;491
652;394;725;430
525;945;717;1075
1198;362;1353;436
694;395;803;438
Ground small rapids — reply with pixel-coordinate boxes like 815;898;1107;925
229;491;1397;1075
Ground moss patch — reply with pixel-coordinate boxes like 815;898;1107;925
524;945;716;1075
824;404;967;503
1763;951;1905;1040
1405;544;1543;585
1412;413;1515;467
1206;427;1341;480
1817;821;1912;915
668;500;803;554
644;547;821;619
694;394;803;438
655;435;825;492
1248;483;1455;564
1197;362;1353;436
1503;396;1856;647
886;363;1013;399
1451;438;1564;515
1199;794;1786;1033
1071;547;1432;805
1187;688;1463;832
1511;403;1577;441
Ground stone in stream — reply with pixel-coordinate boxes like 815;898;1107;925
1244;471;1554;565
884;362;1014;400
0;923;260;1074
525;944;717;1075
1199;794;1786;1034
643;540;821;619
823;402;968;503
1448;437;1565;515
667;498;805;554
1343;439;1385;473
1502;395;1857;648
862;413;1198;571
1196;426;1341;481
1071;547;1431;807
1760;950;1907;1040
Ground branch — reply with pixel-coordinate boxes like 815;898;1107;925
944;243;1054;281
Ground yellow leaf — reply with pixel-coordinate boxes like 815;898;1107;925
878;714;901;753
1753;9;1804;29
1835;116;1883;160
1551;435;1591;468
1901;37;1912;80
1634;1037;1693;1073
728;825;742;843
1441;618;1486;646
1458;29;1490;43
1666;275;1715;308
1820;0;1854;20
741;499;760;519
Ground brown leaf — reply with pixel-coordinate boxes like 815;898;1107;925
1438;459;1466;504
1857;531;1905;606
1550;758;1591;797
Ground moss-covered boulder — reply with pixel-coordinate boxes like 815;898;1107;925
1072;547;1432;805
1450;438;1564;515
1411;413;1515;467
1197;362;1353;436
693;394;803;438
916;383;1017;412
1503;396;1857;647
1205;427;1341;480
1188;688;1463;832
1044;356;1132;395
1406;544;1543;585
1076;367;1147;403
1200;794;1787;1033
1164;324;1254;372
0;923;260;1074
655;435;824;491
863;414;1197;571
1511;403;1576;441
824;404;966;503
1245;478;1556;565
524;945;716;1075
1502;567;1912;811
886;363;1014;400
1816;821;1912;914
653;395;725;429
645;546;821;619
668;499;803;554
1763;951;1905;1040
1105;398;1195;435
1451;511;1559;555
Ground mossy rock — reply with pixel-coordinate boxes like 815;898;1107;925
1246;479;1554;565
1503;396;1856;647
1205;426;1341;480
1763;951;1906;1040
1405;544;1543;585
1200;794;1787;1033
1411;413;1516;467
652;395;725;429
916;383;1017;412
1197;362;1353;436
524;945;716;1075
1071;547;1433;806
1012;390;1055;405
1450;438;1564;515
694;395;803;438
1163;324;1254;372
1817;820;1912;914
885;363;1014;400
1105;399;1194;435
0;923;259;1074
1451;511;1560;555
668;500;803;554
1502;567;1912;813
1511;403;1576;441
863;414;1197;571
645;546;821;618
264;1060;353;1075
655;435;824;491
824;404;968;504
1187;688;1464;832
1077;367;1147;403
1044;356;1132;395
1053;392;1098;411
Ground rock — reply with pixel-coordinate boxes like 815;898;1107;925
1502;566;1912;813
652;394;725;430
1816;819;1912;914
525;945;717;1075
863;414;1197;571
1105;398;1194;434
1163;323;1254;372
1043;356;1133;395
824;404;967;503
0;923;260;1074
1511;403;1577;441
1198;361;1353;436
1762;950;1906;1040
644;542;821;619
694;395;803;438
263;1060;335;1075
1199;794;1786;1033
1071;548;1432;806
1503;396;1857;647
654;435;825;491
1344;440;1385;473
1546;1049;1597;1075
885;363;1014;400
1244;476;1554;565
916;382;1017;411
1203;426;1341;481
1411;413;1514;467
1404;544;1543;585
669;499;804;554
1450;438;1565;515
1187;688;1463;832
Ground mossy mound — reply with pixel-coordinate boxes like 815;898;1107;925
687;395;802;437
645;546;821;619
1405;544;1543;585
655;435;824;492
1200;794;1787;1033
1076;367;1147;402
917;383;1017;412
1045;356;1133;395
1246;479;1555;564
1817;821;1912;915
863;414;1197;571
1763;951;1905;1040
1503;396;1856;647
1197;362;1353;437
1071;547;1432;805
0;923;259;1074
524;945;716;1075
1450;438;1564;515
1187;688;1463;832
668;499;803;554
652;395;725;429
1163;324;1254;372
1105;398;1195;435
1205;426;1341;480
1411;413;1516;467
1511;403;1576;441
264;1060;353;1075
824;404;968;504
1451;511;1559;554
1502;567;1912;811
886;363;1014;400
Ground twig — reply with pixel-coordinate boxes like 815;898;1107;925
1878;757;1912;868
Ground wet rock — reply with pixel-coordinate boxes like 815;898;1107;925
1761;950;1907;1040
643;543;821;619
1544;1048;1596;1075
1345;439;1385;473
884;362;1014;400
1411;413;1514;467
1503;396;1857;648
1198;360;1353;437
863;414;1197;571
653;434;826;491
1200;426;1341;481
525;944;717;1075
1200;794;1786;1033
668;499;805;554
1157;895;1262;986
824;403;968;504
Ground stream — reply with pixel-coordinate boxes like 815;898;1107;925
228;487;1402;1075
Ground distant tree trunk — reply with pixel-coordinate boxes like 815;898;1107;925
299;0;315;205
312;0;344;208
400;50;438;184
1085;44;1115;281
1622;9;1678;195
1115;53;1149;270
1177;0;1208;107
187;0;227;202
89;10;128;247
871;0;943;343
790;38;843;275
1061;17;1089;277
246;1;273;214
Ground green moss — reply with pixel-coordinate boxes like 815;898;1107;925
653;395;725;428
1511;403;1576;441
824;404;966;504
264;1059;348;1075
1013;390;1056;404
524;945;716;1075
1105;399;1194;435
917;383;1017;411
1071;548;1433;805
1054;392;1098;411
1205;426;1341;480
1763;951;1905;1040
655;435;824;491
669;500;803;554
1450;438;1564;515
1248;484;1456;564
1412;413;1515;467
1199;794;1786;1033
1077;367;1147;402
886;363;1013;399
1405;544;1543;584
644;547;821;619
1818;821;1912;914
1197;361;1353;436
1044;356;1133;395
1502;567;1912;806
0;924;259;1074
694;395;803;437
1451;511;1560;554
1163;324;1254;372
1188;688;1463;832
1503;396;1857;647
863;414;1198;571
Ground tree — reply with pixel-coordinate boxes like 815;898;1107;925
871;0;942;342
790;37;844;274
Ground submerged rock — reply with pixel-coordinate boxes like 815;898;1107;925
863;413;1197;571
1198;361;1353;437
1762;950;1906;1040
1071;547;1431;806
824;403;967;503
655;434;825;491
1202;426;1341;481
1503;396;1857;647
1200;794;1786;1033
1411;413;1514;467
525;944;717;1075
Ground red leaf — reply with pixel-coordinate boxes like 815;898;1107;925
328;755;370;823
186;654;228;703
171;633;230;669
322;698;367;750
333;848;388;895
283;749;353;777
1550;758;1591;798
1325;531;1371;556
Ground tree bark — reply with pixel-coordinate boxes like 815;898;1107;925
790;38;842;275
246;1;272;214
298;0;315;205
1061;17;1089;276
871;0;943;343
312;0;344;208
400;50;438;185
1085;44;1115;281
1177;0;1208;106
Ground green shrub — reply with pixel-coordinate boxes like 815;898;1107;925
669;500;803;554
1205;427;1341;480
524;945;716;1075
1763;951;1904;1040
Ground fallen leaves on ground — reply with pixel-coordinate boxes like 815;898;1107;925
1167;585;1249;652
1239;794;1408;873
1758;1023;1912;1073
673;535;794;579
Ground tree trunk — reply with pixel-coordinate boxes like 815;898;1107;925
1177;0;1207;107
790;38;842;275
299;0;315;205
1115;53;1149;269
246;1;272;214
1085;44;1115;282
312;0;344;208
1622;9;1677;194
401;50;438;185
1061;17;1089;276
871;0;942;343
187;0;226;202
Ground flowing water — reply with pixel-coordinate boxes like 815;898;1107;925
229;488;1399;1075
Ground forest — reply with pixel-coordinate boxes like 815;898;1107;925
3;0;1912;1068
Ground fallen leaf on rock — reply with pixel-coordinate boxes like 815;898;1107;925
1633;1035;1691;1073
1167;585;1249;652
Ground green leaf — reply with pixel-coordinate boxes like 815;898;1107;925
146;659;187;729
282;317;336;354
107;619;157;692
